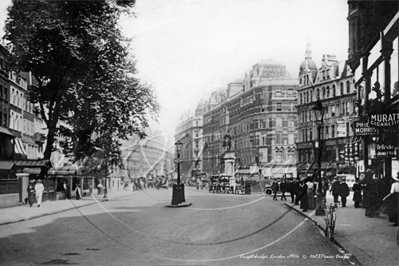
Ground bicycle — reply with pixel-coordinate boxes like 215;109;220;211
325;201;340;240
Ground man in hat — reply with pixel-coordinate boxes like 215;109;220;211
34;179;44;207
26;180;36;207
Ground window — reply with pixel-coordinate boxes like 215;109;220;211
331;125;335;138
288;134;294;144
331;105;335;117
346;81;350;93
277;102;282;111
276;117;282;128
327;86;330;98
340;82;344;95
332;85;336;97
276;133;281;144
322;87;326;99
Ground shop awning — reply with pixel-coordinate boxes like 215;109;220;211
0;127;15;137
23;167;42;175
261;163;297;178
15;159;52;168
48;165;78;175
21;135;36;145
0;161;15;170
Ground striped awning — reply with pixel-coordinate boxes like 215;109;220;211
13;138;27;156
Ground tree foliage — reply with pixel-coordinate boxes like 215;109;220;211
4;0;158;161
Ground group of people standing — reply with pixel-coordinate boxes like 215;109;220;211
270;177;326;212
269;170;399;227
360;169;399;226
26;179;44;207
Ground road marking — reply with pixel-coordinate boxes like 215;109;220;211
83;195;310;263
187;197;265;211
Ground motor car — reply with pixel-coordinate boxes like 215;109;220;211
336;174;356;190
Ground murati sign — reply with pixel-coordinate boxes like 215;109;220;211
368;112;399;127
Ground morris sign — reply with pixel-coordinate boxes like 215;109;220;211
369;112;399;127
354;121;378;136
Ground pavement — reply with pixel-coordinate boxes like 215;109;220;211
0;188;398;266
283;192;399;266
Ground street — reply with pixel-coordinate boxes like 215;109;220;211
0;188;352;266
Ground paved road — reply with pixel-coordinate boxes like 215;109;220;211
0;187;352;266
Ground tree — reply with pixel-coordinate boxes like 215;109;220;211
4;0;158;161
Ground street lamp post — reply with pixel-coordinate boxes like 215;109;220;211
312;98;326;216
172;140;184;205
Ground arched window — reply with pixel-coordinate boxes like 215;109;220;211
332;85;336;97
322;87;326;99
340;82;344;95
316;89;320;99
299;93;302;104
306;91;309;103
310;90;313;102
327;86;330;98
346;81;350;93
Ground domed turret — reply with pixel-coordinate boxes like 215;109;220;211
299;43;317;77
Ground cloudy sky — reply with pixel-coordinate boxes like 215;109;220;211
0;0;349;137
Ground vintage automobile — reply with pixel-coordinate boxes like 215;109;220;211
209;174;233;193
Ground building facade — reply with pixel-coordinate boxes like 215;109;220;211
174;102;205;182
346;0;399;180
202;60;298;178
120;129;174;181
296;45;358;180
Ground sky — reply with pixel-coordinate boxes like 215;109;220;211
0;0;349;138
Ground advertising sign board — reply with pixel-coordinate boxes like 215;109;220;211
368;112;399;127
354;121;379;136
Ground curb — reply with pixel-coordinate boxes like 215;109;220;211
284;203;363;266
165;203;192;208
0;193;131;226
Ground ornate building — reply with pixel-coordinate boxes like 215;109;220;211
347;0;399;179
202;60;298;178
296;45;357;180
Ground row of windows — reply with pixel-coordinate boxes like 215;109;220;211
299;101;356;123
299;122;353;142
299;80;353;105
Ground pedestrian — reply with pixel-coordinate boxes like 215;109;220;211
286;179;294;203
363;171;385;217
34;179;44;207
271;180;279;201
383;172;399;226
292;178;300;205
297;180;308;212
338;179;350;207
280;179;287;201
26;180;36;207
75;184;82;200
352;179;362;208
62;182;68;200
306;177;316;210
330;178;340;204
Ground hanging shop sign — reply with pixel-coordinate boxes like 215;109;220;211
337;121;346;137
368;112;399;127
354;121;379;136
376;143;396;157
